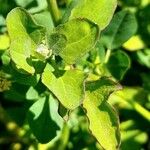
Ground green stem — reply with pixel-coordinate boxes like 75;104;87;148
131;102;150;122
104;49;111;63
47;0;61;26
116;95;150;122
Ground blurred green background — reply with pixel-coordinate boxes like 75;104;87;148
0;0;150;150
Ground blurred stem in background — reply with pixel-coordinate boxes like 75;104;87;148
46;0;61;26
113;94;150;122
104;49;111;63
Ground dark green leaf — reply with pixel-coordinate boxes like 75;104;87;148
107;50;131;80
101;10;138;49
28;95;64;143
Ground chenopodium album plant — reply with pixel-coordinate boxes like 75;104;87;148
5;0;137;149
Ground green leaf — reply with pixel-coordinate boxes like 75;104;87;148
48;18;99;64
28;0;47;14
101;10;138;49
0;15;5;26
42;64;85;109
26;86;39;100
83;78;121;150
136;49;150;68
66;0;117;30
0;34;10;50
15;0;34;7
33;11;54;32
95;42;106;64
107;50;131;80
1;50;11;65
27;95;64;143
6;7;46;74
48;33;67;55
120;120;148;150
4;65;40;86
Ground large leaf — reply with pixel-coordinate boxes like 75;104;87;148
101;10;138;49
27;95;64;143
107;50;131;80
47;18;99;64
42;64;85;110
83;78;121;150
6;7;46;74
67;0;117;30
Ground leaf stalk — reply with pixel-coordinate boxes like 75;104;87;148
47;0;61;26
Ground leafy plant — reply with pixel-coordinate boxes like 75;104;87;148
0;0;150;150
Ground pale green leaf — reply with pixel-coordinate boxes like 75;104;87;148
6;7;46;74
68;0;117;30
101;10;138;49
15;0;34;7
33;11;54;32
42;64;85;109
136;49;150;68
26;86;39;100
48;19;99;64
83;78;121;150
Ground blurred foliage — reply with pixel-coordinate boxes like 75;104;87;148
0;0;150;150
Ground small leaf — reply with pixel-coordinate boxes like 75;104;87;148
15;0;34;7
26;86;39;100
47;19;99;64
42;64;85;109
66;0;117;30
6;7;46;73
136;49;150;68
101;10;138;49
123;35;145;51
83;78;121;150
107;50;131;80
27;95;64;143
0;34;10;50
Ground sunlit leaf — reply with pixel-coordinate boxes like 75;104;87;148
48;18;99;64
0;34;10;50
123;35;145;51
6;7;46;73
83;78;121;150
42;64;85;109
67;0;117;30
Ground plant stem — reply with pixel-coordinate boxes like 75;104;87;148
104;49;111;63
47;0;61;26
131;102;150;122
115;95;150;122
